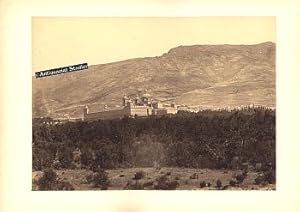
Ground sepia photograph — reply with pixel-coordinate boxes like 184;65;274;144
32;17;276;191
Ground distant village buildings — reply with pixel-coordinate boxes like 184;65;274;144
38;92;275;124
83;92;184;121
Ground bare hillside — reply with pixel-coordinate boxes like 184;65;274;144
32;42;275;118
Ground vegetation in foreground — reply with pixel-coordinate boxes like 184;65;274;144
32;167;275;190
32;108;275;190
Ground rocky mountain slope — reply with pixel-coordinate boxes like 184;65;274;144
32;42;275;118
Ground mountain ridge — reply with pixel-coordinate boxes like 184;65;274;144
32;42;275;118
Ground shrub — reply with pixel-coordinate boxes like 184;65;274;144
36;169;75;190
131;182;144;190
57;181;75;190
132;182;144;190
90;164;102;173
143;181;154;189
154;175;179;190
86;173;94;184
190;173;198;179
124;180;144;190
264;170;276;184
119;174;125;177
222;185;229;190
124;180;132;190
166;172;172;176
37;169;58;190
200;181;206;188
93;169;110;190
254;170;275;185
175;176;180;180
81;177;88;184
236;174;246;184
254;175;264;185
133;171;145;180
229;179;237;186
216;179;222;189
167;180;179;190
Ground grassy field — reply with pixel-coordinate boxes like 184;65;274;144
32;167;275;190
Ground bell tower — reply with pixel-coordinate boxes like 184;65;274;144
84;105;89;115
83;105;89;120
123;95;130;106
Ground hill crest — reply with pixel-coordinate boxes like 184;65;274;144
32;42;275;118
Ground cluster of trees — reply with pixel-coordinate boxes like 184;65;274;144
36;169;74;190
33;108;275;171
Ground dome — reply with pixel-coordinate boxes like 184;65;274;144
142;93;151;98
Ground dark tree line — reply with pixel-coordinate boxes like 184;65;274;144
32;108;275;171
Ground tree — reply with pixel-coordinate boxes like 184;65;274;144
37;169;58;190
93;169;110;190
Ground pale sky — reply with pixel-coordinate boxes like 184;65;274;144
32;17;275;73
